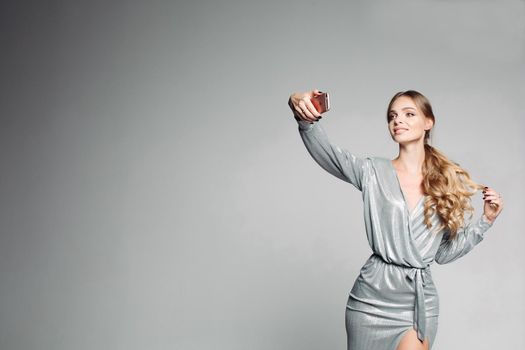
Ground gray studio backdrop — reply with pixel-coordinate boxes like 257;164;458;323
1;0;523;349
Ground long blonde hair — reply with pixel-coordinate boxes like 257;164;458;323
386;90;485;240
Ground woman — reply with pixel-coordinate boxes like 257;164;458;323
287;89;503;350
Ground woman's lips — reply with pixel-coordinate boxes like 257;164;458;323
394;128;408;134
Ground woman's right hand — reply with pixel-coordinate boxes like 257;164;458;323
287;89;324;123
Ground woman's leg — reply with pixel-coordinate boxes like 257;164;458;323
395;328;429;350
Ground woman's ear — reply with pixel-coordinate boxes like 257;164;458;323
424;118;434;131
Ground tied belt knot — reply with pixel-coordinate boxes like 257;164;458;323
373;254;431;343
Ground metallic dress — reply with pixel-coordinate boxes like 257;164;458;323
296;119;493;350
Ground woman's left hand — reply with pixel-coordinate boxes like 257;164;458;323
482;186;503;224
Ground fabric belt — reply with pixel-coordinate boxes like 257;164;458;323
373;254;431;343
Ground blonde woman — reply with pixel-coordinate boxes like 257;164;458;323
287;89;503;350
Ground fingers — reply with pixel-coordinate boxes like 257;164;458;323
294;99;315;121
289;91;322;122
300;98;322;120
482;186;503;209
288;94;308;121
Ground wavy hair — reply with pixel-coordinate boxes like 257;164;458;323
386;90;485;240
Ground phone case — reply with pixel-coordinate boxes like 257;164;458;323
311;92;330;114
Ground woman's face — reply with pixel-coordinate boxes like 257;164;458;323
387;96;433;144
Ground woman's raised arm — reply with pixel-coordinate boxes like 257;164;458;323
288;90;370;191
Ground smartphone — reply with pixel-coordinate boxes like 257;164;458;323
311;92;330;114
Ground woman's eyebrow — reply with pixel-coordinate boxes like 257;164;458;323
389;107;416;113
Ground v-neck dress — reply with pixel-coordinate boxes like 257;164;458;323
296;119;493;350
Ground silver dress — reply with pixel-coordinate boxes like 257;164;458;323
296;119;494;350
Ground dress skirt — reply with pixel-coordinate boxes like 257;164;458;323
346;305;439;350
344;253;440;350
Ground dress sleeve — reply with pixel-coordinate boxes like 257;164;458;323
434;214;494;264
297;119;369;191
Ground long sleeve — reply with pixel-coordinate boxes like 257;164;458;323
434;214;494;264
297;119;369;191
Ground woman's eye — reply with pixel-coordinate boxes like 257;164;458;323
407;113;415;117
